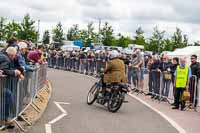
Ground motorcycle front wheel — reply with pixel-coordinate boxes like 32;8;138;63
87;83;98;105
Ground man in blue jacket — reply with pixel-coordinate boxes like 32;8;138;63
17;42;35;72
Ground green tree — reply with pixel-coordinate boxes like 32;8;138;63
79;29;88;46
171;28;187;50
147;26;165;53
79;30;98;47
0;17;7;41
117;33;131;48
133;27;146;46
67;24;80;41
52;22;65;43
77;22;98;47
18;14;37;42
163;39;173;51
5;20;21;40
100;22;116;46
42;30;50;44
85;22;98;47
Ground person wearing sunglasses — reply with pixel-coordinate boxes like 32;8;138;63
190;55;200;110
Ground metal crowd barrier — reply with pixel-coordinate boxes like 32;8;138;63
37;63;47;90
0;64;47;130
48;56;107;75
120;65;199;111
141;69;199;110
189;75;199;109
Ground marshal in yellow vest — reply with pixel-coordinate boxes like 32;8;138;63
176;65;189;88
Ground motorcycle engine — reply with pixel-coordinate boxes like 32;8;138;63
96;92;106;105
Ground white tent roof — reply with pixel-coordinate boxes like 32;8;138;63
128;44;144;50
166;46;200;64
122;48;134;55
167;46;200;56
61;45;80;51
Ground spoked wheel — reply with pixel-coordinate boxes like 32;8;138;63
87;83;98;105
107;91;124;113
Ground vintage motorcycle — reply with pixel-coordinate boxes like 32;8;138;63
87;74;129;113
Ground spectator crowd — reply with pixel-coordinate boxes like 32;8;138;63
47;47;200;112
0;37;46;130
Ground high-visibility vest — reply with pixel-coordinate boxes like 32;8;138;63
176;65;189;88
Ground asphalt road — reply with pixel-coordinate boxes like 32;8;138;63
29;69;178;133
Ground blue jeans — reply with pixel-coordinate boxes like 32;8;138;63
162;79;171;97
48;58;52;67
96;61;101;73
69;59;74;70
52;57;56;66
74;60;79;71
80;59;86;73
88;61;95;73
66;58;71;69
152;71;161;95
58;57;64;68
128;67;138;86
0;89;14;121
127;67;132;84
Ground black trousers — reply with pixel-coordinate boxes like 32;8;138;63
148;71;153;93
174;87;186;108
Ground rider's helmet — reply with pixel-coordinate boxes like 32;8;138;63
110;50;120;59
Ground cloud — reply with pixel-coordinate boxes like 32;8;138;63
77;0;118;21
0;0;200;42
77;0;110;7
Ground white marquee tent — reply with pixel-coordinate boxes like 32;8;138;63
123;48;134;55
61;45;80;51
166;46;200;64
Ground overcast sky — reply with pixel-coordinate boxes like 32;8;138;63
1;0;200;42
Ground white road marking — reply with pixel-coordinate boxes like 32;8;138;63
128;93;187;133
45;124;52;133
45;102;70;133
86;75;187;133
56;102;71;105
49;113;67;124
54;102;70;114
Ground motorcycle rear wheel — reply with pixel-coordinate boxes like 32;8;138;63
107;92;124;113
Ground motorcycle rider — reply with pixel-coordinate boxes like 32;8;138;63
87;50;128;111
103;50;128;87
